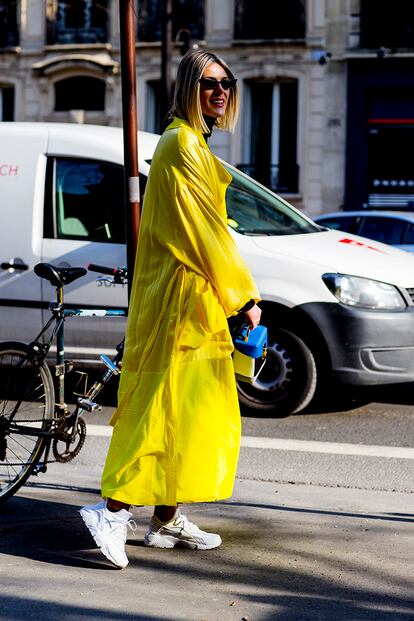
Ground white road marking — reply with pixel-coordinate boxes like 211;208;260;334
85;424;414;460
241;436;414;459
86;424;113;437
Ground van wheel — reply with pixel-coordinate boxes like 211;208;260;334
237;328;317;417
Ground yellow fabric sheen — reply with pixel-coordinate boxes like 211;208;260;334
101;117;260;506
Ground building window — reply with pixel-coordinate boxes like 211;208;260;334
239;80;299;194
367;124;414;209
138;0;204;42
0;1;18;48
146;80;162;133
146;79;175;133
54;76;105;111
46;0;109;45
360;0;414;49
0;86;14;120
234;0;305;40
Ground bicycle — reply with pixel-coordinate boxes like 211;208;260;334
0;262;127;503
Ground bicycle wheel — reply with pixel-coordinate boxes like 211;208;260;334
0;342;54;502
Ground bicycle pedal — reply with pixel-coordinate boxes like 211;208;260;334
77;398;102;412
33;463;47;474
100;354;121;375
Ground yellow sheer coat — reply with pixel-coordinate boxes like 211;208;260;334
101;118;260;506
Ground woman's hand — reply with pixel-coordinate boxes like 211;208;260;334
244;304;261;329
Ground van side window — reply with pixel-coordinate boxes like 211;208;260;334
44;157;126;243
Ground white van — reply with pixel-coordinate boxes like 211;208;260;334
2;122;414;417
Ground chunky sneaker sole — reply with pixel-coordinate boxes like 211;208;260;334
144;531;221;550
79;502;131;569
144;511;222;550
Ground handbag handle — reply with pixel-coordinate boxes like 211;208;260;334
236;323;250;342
242;326;250;342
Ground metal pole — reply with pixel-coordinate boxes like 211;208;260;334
160;0;173;129
119;0;140;299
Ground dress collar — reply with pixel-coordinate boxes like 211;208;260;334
165;117;209;150
166;117;232;186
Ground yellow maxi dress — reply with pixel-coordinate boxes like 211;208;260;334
101;117;260;506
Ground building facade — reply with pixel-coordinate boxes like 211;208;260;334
1;1;413;215
345;0;414;212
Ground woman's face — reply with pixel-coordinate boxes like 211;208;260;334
199;62;231;119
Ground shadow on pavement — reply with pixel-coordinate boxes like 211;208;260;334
241;380;414;419
220;499;414;524
0;495;113;570
0;596;163;621
304;382;414;416
0;493;413;620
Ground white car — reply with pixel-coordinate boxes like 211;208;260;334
2;122;414;417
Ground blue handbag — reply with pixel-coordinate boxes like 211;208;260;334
233;324;268;383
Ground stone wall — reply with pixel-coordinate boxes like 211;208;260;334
0;0;357;216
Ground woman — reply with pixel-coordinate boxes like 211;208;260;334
80;49;261;569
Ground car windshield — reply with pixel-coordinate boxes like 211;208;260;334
224;165;319;236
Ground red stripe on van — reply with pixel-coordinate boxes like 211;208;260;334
339;238;386;253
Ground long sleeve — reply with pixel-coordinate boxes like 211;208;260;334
154;128;260;317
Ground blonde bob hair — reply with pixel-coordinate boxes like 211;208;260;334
169;49;239;134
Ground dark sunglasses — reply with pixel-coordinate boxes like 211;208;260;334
199;77;237;91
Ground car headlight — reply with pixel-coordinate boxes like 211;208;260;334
322;273;406;310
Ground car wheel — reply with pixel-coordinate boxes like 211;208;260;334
237;328;317;417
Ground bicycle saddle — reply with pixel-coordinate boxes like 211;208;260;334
34;263;87;287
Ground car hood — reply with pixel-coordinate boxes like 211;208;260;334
251;228;414;288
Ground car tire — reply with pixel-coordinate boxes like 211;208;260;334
237;327;317;418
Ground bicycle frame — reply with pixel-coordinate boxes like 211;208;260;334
10;283;126;443
0;264;128;500
57;300;125;411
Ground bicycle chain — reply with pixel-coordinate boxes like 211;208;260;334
52;417;86;463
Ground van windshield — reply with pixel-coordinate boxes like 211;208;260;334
225;165;319;236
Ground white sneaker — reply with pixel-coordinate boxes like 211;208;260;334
79;500;136;568
144;509;222;550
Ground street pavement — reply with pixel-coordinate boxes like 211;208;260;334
0;412;413;621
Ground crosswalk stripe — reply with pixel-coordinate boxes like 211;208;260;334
85;424;414;459
240;436;414;459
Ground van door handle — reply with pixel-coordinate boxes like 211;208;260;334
1;261;29;271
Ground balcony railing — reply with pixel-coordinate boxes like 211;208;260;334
0;1;18;48
47;26;108;44
234;0;305;40
46;0;109;45
138;0;204;42
237;164;299;194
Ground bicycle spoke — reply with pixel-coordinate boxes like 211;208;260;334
0;344;53;501
9;402;46;418
2;447;21;476
8;433;38;452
